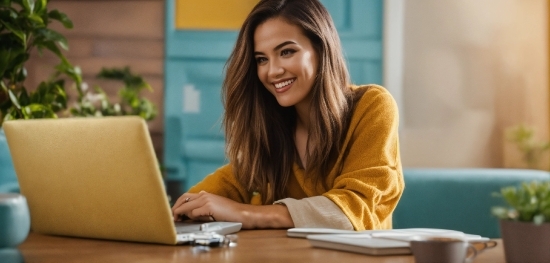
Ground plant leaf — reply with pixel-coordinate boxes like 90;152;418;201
40;40;64;60
0;49;10;77
18;87;29;106
27;13;44;25
491;206;510;219
36;28;69;50
21;0;32;13
0;80;9;108
48;9;73;29
53;85;67;110
139;99;156;120
15;66;27;82
33;0;47;15
7;89;20;109
0;20;26;45
59;63;82;85
8;52;30;74
22;103;56;119
495;181;550;223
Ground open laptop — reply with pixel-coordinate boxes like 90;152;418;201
3;116;241;245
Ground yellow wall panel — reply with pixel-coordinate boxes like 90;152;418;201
176;0;259;30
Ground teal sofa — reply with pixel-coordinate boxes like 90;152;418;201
394;168;550;238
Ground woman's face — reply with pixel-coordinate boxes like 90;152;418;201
254;17;318;108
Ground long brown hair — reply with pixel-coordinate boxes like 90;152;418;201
223;0;355;204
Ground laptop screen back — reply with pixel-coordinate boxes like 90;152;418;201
4;117;178;244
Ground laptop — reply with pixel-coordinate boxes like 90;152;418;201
3;116;241;245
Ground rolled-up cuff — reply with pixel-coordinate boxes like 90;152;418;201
274;196;353;230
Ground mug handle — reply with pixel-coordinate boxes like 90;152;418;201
465;244;478;263
465;240;497;263
483;240;497;249
471;240;498;252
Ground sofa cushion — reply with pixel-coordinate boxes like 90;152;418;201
393;168;550;238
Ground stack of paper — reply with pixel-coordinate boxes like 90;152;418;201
288;228;490;256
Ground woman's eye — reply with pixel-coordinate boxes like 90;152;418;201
256;57;267;64
281;49;296;57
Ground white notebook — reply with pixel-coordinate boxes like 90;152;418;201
308;234;411;256
291;228;490;256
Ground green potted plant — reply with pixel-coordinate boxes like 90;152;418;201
0;0;76;192
0;0;157;193
0;0;78;124
491;181;550;263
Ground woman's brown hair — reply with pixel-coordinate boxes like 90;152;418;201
223;0;356;204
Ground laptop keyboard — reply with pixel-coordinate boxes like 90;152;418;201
175;222;203;234
175;222;242;235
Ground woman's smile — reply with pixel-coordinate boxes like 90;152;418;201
274;78;296;92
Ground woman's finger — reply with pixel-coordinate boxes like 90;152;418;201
192;215;216;222
171;193;200;217
187;205;217;221
172;195;188;211
173;194;210;220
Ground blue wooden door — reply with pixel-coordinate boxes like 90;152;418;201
164;0;383;193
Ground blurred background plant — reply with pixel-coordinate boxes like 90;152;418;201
505;124;550;170
70;67;156;121
0;0;156;128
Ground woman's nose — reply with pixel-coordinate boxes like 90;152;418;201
267;60;285;79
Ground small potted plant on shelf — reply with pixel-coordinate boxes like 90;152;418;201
491;181;550;263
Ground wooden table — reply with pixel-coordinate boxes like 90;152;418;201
16;231;505;263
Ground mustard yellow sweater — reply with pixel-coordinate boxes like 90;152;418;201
189;85;404;230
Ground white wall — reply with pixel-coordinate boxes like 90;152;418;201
395;0;548;168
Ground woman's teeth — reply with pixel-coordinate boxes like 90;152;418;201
275;79;294;89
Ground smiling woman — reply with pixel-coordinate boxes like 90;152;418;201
171;0;404;231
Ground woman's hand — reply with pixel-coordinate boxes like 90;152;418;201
172;191;245;223
171;191;294;229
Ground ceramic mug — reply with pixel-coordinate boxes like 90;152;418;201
0;194;30;248
410;237;478;263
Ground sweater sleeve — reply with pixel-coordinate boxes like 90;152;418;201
187;164;252;204
323;87;404;230
274;196;354;229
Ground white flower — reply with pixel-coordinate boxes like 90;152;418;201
81;82;89;92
